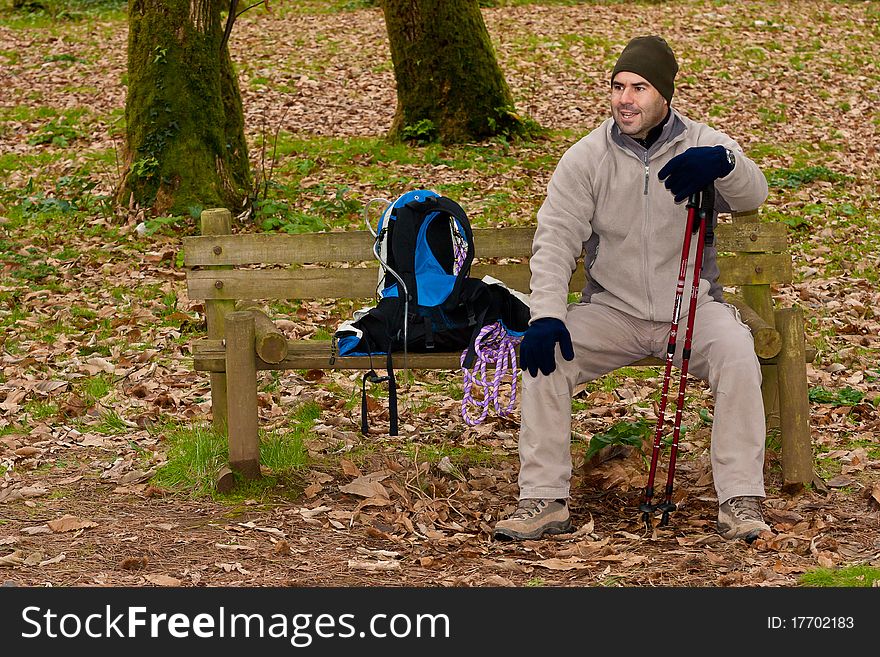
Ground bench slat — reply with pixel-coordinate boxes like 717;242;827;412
718;252;792;286
714;222;788;252
183;223;786;267
191;338;668;371
191;338;802;373
186;263;541;300
183;228;536;266
186;252;791;301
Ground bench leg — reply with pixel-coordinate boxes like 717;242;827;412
210;372;229;432
775;306;813;490
200;208;235;434
224;311;261;480
760;364;780;431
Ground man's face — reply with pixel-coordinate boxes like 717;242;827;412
611;71;669;140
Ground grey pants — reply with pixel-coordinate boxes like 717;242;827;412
518;301;766;506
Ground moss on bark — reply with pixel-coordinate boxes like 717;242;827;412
382;0;528;144
117;0;250;215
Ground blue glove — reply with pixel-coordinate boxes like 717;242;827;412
519;318;575;377
658;145;734;203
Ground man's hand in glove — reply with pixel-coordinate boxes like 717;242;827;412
658;145;734;203
519;318;575;377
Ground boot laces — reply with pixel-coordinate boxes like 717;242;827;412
510;499;548;520
728;496;764;522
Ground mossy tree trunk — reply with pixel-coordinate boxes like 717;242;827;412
117;0;251;216
381;0;526;144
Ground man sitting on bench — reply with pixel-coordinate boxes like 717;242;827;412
494;35;772;543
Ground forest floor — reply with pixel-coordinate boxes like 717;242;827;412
0;1;878;588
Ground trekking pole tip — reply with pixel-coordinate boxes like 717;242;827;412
656;501;677;527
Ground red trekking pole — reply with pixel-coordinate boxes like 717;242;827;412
640;186;715;527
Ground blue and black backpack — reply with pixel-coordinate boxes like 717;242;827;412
333;189;530;435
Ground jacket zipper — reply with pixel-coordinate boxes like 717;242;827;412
642;149;653;319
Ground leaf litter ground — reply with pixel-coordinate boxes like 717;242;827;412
0;1;879;587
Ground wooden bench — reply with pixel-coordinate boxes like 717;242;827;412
182;207;814;491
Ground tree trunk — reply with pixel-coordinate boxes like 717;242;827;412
118;0;251;216
381;0;526;144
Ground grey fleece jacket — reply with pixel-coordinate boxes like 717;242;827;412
528;109;769;325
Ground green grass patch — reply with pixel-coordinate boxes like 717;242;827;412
27;115;86;147
0;0;127;26
765;165;849;190
152;411;315;499
259;429;309;475
150;423;239;497
799;565;880;587
401;441;497;468
93;409;129;435
291;400;322;424
250;132;557;230
22;399;58;421
78;373;113;404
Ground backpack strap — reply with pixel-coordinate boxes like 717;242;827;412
358;333;399;437
360;356;398;437
386;351;398;436
429;196;476;311
423;316;434;350
387;202;422;306
390;195;475;309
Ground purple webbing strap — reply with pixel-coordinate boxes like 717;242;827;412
460;322;523;426
453;226;468;274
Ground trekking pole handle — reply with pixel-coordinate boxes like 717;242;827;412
686;186;716;233
686;185;716;208
699;185;715;214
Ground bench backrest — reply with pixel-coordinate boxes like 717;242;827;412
183;213;791;304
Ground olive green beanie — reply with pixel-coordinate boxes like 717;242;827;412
611;35;678;103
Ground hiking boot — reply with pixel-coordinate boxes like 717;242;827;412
493;498;572;541
717;496;771;542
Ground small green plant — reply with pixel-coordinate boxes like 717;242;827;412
141;215;186;236
17;177;75;216
256;199;328;234
152;46;167;65
402;119;438;145
291;400;322;424
311;327;332;340
43;53;81;63
583;418;654;463
488;104;544;143
808;386;864;406
27;116;83;147
310;184;361;218
131;156;160;181
15;174;108;217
